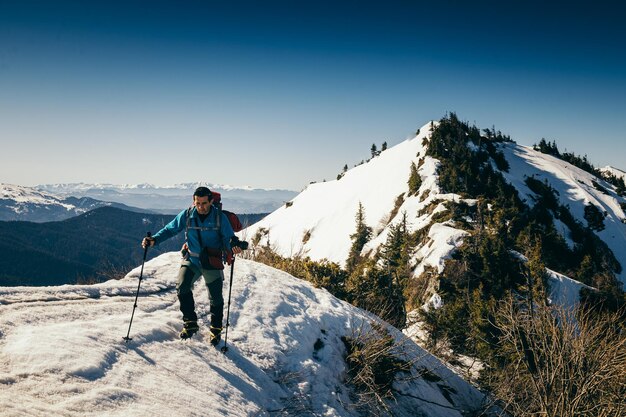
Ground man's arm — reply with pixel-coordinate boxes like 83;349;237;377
142;209;187;248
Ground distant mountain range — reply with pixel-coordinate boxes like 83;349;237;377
0;206;266;286
0;183;150;222
37;182;298;215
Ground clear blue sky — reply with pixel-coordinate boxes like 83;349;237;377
1;0;625;191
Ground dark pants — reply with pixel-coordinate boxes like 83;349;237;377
176;260;224;328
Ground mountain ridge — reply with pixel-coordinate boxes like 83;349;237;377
0;183;150;222
36;182;298;215
243;120;626;289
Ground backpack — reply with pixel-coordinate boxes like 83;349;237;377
210;191;243;232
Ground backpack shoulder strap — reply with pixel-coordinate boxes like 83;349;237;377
184;206;193;242
214;204;221;232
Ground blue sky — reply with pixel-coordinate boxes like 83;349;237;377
1;1;624;190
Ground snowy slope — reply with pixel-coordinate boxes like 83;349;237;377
242;121;475;306
0;253;491;416
601;165;626;181
244;124;626;300
243;122;461;267
0;183;150;222
1;183;74;210
1;183;121;222
498;143;626;285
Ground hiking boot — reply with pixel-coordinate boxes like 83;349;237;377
209;326;222;346
179;320;199;340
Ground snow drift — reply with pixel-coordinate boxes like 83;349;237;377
0;253;490;416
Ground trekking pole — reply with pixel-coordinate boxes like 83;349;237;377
221;256;236;353
123;231;151;343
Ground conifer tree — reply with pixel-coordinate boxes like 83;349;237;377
345;259;406;328
525;235;547;310
380;214;408;270
408;161;421;195
346;202;372;272
382;141;388;151
576;254;595;285
371;143;378;158
616;177;626;196
584;203;606;231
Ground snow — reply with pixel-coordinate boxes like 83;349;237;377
36;183;298;215
242;122;468;271
37;182;288;194
601;165;626;181
0;183;74;210
546;269;594;309
498;143;626;285
413;223;469;277
0;252;490;417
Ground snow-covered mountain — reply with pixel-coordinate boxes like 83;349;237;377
498;143;626;285
243;123;440;265
0;253;494;416
0;183;146;222
37;183;298;215
243;121;626;297
601;165;626;181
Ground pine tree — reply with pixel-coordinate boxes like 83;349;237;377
346;202;372;272
371;143;378;158
382;141;388;151
616;177;626;196
576;254;595;285
408;161;421;195
345;260;406;328
584;203;606;231
525;235;547;310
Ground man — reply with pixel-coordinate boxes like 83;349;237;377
142;186;242;344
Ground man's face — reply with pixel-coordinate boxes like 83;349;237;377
193;196;212;215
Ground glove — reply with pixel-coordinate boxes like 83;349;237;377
225;250;234;266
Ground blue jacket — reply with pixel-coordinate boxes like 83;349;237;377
152;206;235;268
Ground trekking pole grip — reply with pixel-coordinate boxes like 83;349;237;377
143;231;152;258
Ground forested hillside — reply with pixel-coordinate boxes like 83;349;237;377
0;207;265;286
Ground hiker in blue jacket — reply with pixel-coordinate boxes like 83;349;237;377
142;186;242;343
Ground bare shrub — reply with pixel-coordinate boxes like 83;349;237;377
342;321;412;415
490;297;626;417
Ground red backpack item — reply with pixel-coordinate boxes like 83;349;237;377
210;191;243;232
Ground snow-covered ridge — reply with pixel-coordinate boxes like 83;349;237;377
1;183;84;221
243;121;475;286
0;253;491;416
243;120;626;312
243;122;445;265
601;165;626;181
37;182;293;193
498;143;626;285
0;183;144;222
1;183;73;208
